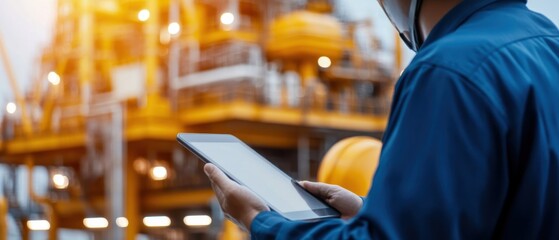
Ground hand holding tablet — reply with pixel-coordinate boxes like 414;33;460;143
176;133;340;224
203;163;269;230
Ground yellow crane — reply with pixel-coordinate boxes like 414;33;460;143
0;32;32;136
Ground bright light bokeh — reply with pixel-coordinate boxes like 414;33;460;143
6;102;16;114
47;71;60;85
52;173;69;189
318;56;332;68
138;9;150;22
116;217;129;228
143;216;171;227
150;166;168;181
183;215;212;227
27;220;50;231
168;22;181;35
220;12;235;25
83;217;109;229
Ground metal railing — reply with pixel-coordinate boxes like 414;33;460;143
176;79;392;116
179;41;260;75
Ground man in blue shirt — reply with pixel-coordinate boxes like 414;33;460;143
204;0;559;238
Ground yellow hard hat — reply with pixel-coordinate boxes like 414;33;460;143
318;136;382;196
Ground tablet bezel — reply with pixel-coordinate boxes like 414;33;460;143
176;133;340;221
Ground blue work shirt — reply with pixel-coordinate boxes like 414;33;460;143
250;0;559;239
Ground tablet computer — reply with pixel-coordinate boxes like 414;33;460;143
176;133;340;221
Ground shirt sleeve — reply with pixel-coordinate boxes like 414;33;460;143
250;64;509;239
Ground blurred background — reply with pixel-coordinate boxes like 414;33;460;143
0;0;557;239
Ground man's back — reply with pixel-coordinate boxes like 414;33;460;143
378;0;559;238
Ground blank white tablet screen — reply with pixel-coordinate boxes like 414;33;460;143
191;142;327;213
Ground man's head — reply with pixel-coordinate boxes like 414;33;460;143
378;0;462;51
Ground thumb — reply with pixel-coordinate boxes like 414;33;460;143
299;181;332;200
204;163;235;188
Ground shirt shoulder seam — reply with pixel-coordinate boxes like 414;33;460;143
404;63;508;122
419;33;559;75
468;33;559;74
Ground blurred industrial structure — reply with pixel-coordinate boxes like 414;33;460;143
0;0;399;239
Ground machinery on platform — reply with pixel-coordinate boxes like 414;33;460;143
0;0;399;239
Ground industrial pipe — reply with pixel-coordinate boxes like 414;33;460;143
26;159;57;240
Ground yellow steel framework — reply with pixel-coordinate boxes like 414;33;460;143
0;197;6;240
0;0;400;239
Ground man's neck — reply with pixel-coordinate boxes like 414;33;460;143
418;0;462;41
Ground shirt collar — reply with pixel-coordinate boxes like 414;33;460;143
420;0;528;50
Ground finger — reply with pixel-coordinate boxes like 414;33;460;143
204;163;236;189
299;181;333;200
210;181;225;201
